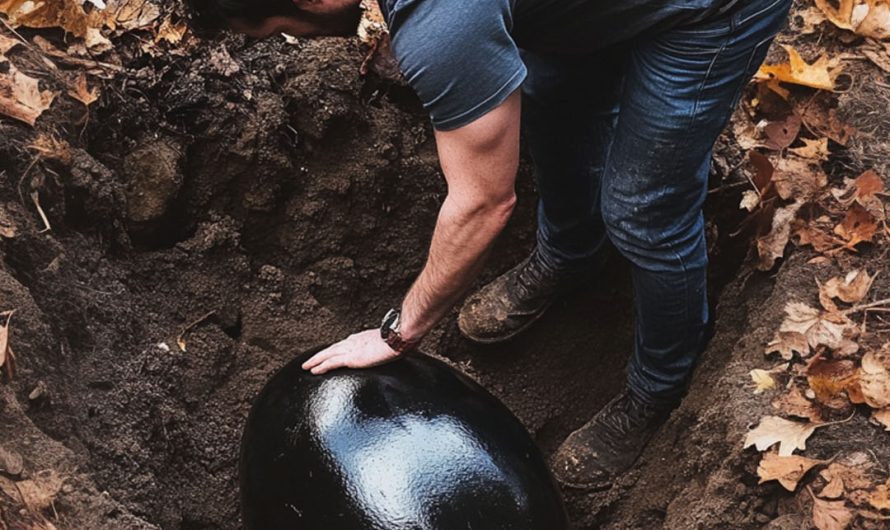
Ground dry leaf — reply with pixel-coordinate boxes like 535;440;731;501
790;137;830;160
0;0;93;37
777;302;856;353
0;310;12;375
97;0;161;31
27;133;72;163
801;102;855;146
67;73;99;106
773;155;829;201
0;0;159;44
832;171;885;221
793;218;843;253
822;475;845;498
740;190;761;211
807;357;859;407
756;45;842;91
834;203;878;249
15;470;64;512
859;349;890;409
155;15;187;44
358;0;388;46
766;331;810;360
751;369;777;394
0;59;57;126
765;114;802;150
756;202;803;270
862;46;890;74
0;33;20;54
812;494;854;530
873;408;890;430
744;415;822;456
821;270;876;304
773;386;824;422
870;482;890;511
816;0;890;38
758;452;824;491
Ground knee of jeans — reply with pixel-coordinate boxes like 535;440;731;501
602;203;706;271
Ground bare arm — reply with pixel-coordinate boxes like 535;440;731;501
303;90;521;374
399;90;521;340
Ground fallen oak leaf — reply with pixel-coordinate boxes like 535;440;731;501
859;348;890;409
67;72;99;106
155;16;188;44
773;385;824;422
790;137;830;160
756;201;803;271
757;452;826;491
751;368;777;394
834;203;878;250
765;331;810;360
821;269;876;304
793;218;845;253
810;487;855;530
776;301;856;354
764;114;802;150
773;155;829;201
831;170;885;222
14;470;64;512
807;356;860;408
855;0;890;39
756;45;842;91
0;59;57;126
744;415;823;456
0;309;14;379
0;33;20;54
870;481;890;511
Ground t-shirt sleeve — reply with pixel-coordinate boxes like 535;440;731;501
387;0;527;131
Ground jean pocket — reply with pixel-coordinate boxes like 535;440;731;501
654;28;730;57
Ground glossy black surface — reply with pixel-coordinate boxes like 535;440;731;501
240;350;568;530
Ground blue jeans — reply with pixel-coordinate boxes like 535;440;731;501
521;0;791;405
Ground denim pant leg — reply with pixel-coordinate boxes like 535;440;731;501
601;0;792;405
520;49;626;273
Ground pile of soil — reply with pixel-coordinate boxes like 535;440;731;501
1;3;888;529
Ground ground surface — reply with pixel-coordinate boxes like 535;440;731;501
1;1;889;529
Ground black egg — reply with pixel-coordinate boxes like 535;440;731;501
239;350;569;530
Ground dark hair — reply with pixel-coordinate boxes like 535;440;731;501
187;0;301;31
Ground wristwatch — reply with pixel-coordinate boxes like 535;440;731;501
380;308;420;353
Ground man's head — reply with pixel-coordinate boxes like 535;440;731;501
189;0;363;38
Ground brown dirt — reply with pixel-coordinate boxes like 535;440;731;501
1;2;888;529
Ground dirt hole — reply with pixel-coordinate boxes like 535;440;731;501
0;35;760;530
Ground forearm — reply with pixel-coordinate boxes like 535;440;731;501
399;193;516;341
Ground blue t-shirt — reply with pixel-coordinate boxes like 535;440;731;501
379;0;734;130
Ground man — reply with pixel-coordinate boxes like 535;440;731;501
191;0;792;490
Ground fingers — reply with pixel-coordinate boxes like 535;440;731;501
310;356;347;375
302;346;340;371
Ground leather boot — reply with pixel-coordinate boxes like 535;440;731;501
458;249;575;344
551;390;671;490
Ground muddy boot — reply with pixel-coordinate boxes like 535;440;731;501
551;390;671;490
458;250;575;343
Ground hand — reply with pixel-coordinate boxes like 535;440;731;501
302;329;401;375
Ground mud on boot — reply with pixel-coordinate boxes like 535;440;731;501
551;389;672;490
458;249;581;344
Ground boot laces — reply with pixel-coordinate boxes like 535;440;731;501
597;392;656;444
516;252;555;299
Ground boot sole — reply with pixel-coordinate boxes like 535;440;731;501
458;299;556;345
